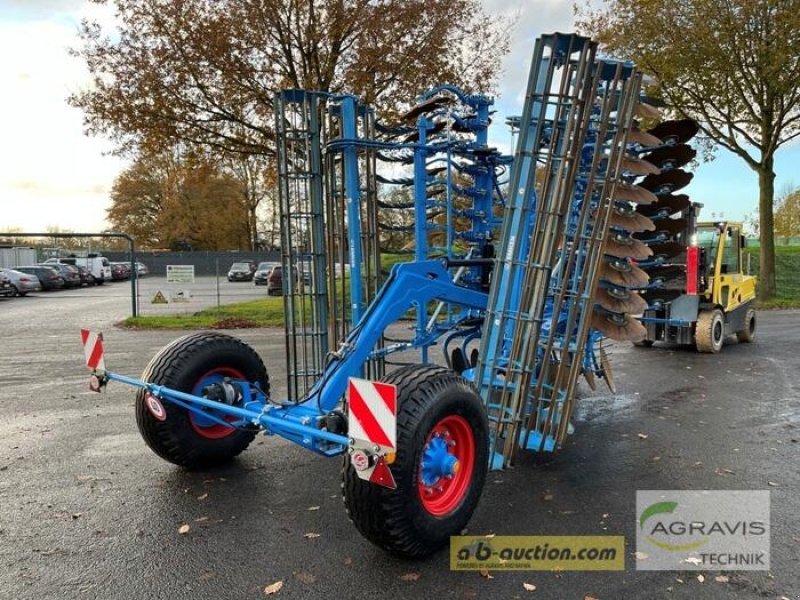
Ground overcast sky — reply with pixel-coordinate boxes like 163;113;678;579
1;0;797;233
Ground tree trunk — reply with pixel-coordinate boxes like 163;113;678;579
757;161;777;300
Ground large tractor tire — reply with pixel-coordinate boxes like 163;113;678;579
135;332;268;468
342;365;489;558
736;307;756;343
695;308;725;353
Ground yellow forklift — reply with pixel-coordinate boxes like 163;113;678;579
637;221;757;353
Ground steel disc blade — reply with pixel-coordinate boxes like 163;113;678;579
646;267;687;289
621;155;661;176
635;102;662;120
402;96;453;121
605;233;653;260
613;182;659;205
639;169;694;194
647;119;700;145
641;288;682;307
591;308;648;342
606;203;655;232
651;217;688;237
599;346;617;394
636;194;691;217
599;256;650;287
646;241;684;260
628;128;662;147
595;286;648;314
583;368;598;391
641;144;696;170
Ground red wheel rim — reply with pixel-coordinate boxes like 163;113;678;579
418;415;475;517
188;366;243;439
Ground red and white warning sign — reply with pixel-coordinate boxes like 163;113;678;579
347;378;397;451
80;329;105;372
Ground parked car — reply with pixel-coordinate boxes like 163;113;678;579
134;262;149;277
1;268;42;296
253;261;280;286
110;262;130;281
0;271;13;297
15;266;65;291
76;265;95;286
44;255;111;285
39;263;81;288
228;262;254;282
267;265;301;296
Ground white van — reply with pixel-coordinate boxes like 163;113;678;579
45;255;112;284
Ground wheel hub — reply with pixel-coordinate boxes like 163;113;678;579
417;415;475;516
420;432;460;487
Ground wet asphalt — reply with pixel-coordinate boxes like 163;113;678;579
0;282;798;600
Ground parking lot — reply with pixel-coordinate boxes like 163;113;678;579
0;290;798;599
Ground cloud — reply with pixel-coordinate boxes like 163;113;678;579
0;1;124;232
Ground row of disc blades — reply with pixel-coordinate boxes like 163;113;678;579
590;111;699;343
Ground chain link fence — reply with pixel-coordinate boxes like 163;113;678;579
744;247;800;299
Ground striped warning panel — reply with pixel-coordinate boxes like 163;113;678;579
347;378;397;450
80;329;105;372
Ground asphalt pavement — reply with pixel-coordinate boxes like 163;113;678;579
0;283;798;599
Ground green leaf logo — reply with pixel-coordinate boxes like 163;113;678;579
640;500;708;551
639;501;678;529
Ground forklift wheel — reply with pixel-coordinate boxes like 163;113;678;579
342;365;488;558
695;308;725;353
135;332;268;468
736;307;756;343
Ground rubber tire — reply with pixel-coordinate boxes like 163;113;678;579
135;332;268;468
10;285;19;297
696;308;725;353
342;365;489;558
633;340;654;348
736;307;756;343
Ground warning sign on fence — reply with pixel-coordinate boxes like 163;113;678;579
151;290;169;304
166;265;195;284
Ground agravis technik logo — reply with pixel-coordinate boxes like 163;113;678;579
636;491;770;571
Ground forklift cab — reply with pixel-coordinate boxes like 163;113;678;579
694;222;755;312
